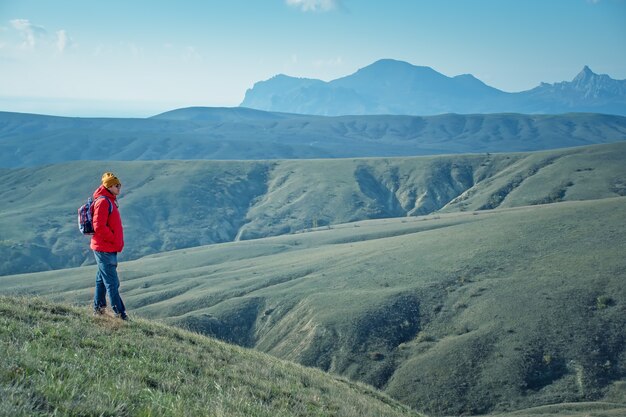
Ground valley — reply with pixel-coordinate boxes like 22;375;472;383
2;196;625;415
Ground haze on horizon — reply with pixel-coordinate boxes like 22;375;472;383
1;0;625;118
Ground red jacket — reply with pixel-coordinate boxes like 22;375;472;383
90;185;124;253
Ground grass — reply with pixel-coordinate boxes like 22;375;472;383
3;197;626;416
2;139;626;415
0;296;422;417
482;401;626;417
1;141;626;276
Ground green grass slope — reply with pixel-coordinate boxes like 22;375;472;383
1;141;626;276
0;296;422;417
3;197;625;416
485;401;626;417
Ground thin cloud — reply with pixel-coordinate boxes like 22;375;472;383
56;30;73;53
10;19;47;48
286;0;340;12
8;19;72;53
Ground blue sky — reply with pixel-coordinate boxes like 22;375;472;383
1;0;625;117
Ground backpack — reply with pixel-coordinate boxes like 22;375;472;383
78;196;112;235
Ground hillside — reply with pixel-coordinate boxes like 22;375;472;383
241;59;626;116
0;296;422;417
1;110;626;167
3;197;625;416
1;141;625;276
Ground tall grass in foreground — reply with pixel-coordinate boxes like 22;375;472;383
0;296;421;417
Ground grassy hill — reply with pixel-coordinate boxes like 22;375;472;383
1;141;625;276
3;197;625;416
1;110;625;168
0;295;422;417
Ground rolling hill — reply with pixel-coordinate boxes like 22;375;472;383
0;142;626;275
2;197;625;416
241;59;626;116
1;109;626;167
0;141;625;276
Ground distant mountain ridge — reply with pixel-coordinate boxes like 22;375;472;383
1;109;625;168
240;59;626;116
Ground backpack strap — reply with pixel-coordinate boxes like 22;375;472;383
95;196;113;214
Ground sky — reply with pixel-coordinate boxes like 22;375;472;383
1;0;625;118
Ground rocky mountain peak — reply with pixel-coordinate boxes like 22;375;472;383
572;65;598;84
568;65;626;98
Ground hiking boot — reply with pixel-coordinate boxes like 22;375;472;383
93;307;106;316
116;313;129;321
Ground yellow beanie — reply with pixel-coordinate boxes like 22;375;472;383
101;172;121;188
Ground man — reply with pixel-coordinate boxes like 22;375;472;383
91;172;127;320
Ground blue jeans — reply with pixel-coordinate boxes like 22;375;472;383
93;251;126;316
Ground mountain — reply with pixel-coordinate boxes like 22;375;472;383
1;141;625;276
517;66;626;114
151;105;296;122
1;110;626;168
241;59;506;116
0;296;422;417
240;59;626;116
3;196;625;416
